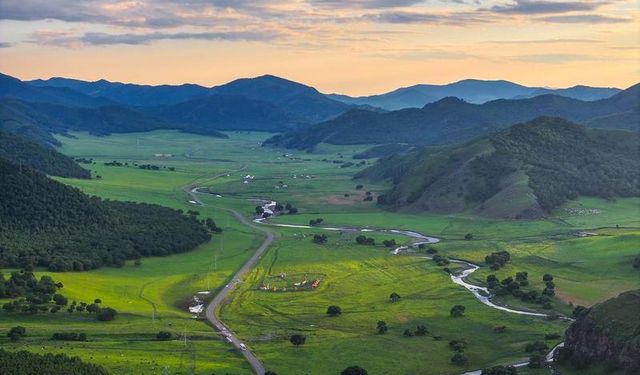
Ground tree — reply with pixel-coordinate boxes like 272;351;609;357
53;294;68;306
415;325;428;336
481;365;518;375
382;239;397;248
274;203;284;212
450;305;466;317
290;334;306;347
451;352;468;366
8;326;26;342
313;234;328;244
403;329;413;337
134;258;142;266
376;320;388;334
341;366;368;375
96;307;118;321
156;331;172;341
94;298;102;304
265;372;278;375
355;185;363;190
464;233;473;240
389;292;401;303
326;305;342;317
543;274;554;282
255;206;265;215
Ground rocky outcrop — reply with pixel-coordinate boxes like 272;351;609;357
559;290;640;374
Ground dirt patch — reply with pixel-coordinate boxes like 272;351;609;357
396;314;409;323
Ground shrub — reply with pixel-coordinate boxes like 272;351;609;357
341;366;368;375
96;307;118;321
52;332;87;341
156;331;172;340
451;352;468;366
290;334;306;346
8;326;26;342
326;305;342;316
450;305;466;317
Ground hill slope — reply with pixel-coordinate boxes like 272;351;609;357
0;99;227;139
0;158;211;271
358;117;639;219
0;130;90;178
328;79;620;110
143;94;304;132
560;290;640;373
268;83;639;150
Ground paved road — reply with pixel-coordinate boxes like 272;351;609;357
204;210;273;375
183;173;270;375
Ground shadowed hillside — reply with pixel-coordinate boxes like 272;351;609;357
266;83;639;150
358;117;639;219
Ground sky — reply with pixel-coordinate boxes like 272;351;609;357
0;0;638;96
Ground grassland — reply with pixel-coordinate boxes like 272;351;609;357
1;130;638;375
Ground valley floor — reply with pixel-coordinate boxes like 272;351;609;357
1;130;638;374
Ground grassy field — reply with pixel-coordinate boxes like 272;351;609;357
1;130;638;375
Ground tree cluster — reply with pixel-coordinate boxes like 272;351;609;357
486;272;555;309
0;348;109;375
485;251;511;270
312;234;328;244
355;235;375;246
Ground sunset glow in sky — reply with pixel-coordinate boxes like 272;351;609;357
0;0;638;95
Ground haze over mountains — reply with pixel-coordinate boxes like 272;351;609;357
328;79;621;110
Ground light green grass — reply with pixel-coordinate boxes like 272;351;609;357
2;130;637;375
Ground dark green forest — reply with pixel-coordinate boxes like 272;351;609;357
0;158;212;271
0;130;90;178
0;349;109;375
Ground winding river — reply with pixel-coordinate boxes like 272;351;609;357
195;193;567;373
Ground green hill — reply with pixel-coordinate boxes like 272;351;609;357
0;158;211;271
266;83;639;150
359;117;639;219
0;130;89;178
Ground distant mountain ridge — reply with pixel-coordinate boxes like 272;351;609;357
328;79;621;110
29;74;352;125
266;83;639;150
358;117;639;219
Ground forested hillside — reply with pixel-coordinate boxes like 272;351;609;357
359;117;639;219
0;158;212;271
0;130;90;178
0;349;109;375
266;83;639;150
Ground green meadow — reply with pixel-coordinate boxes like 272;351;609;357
1;130;638;374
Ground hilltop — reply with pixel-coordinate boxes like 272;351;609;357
358;117;639;219
0;130;90;178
